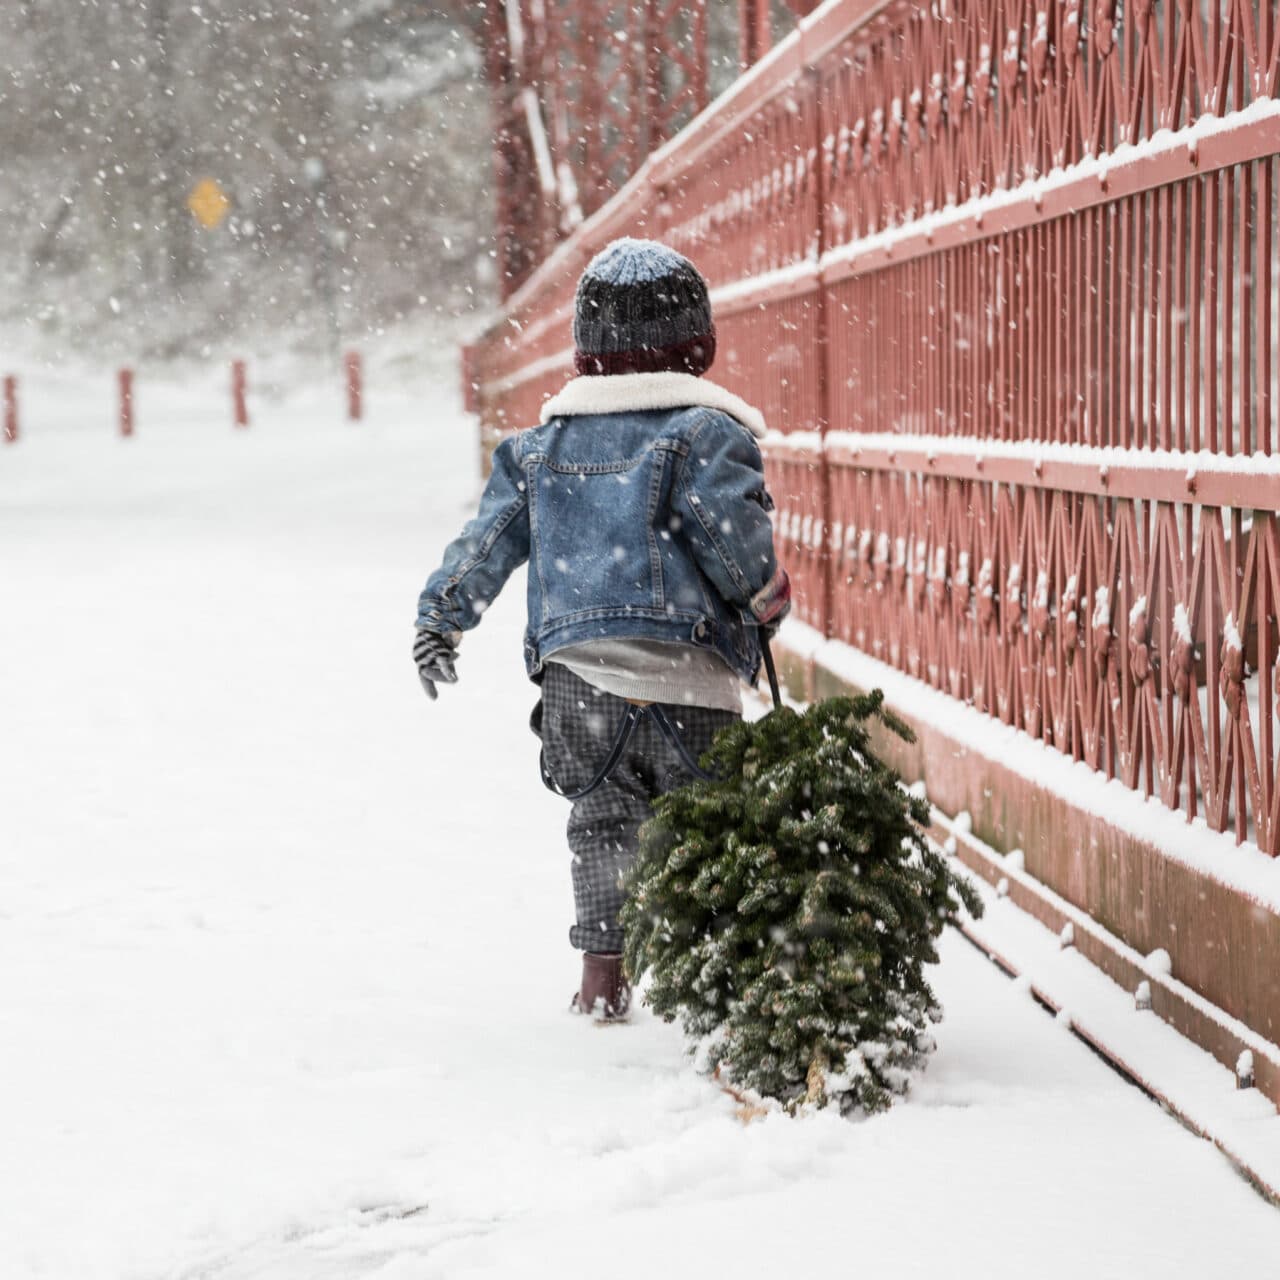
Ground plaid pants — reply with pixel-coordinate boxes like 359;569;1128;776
534;663;738;952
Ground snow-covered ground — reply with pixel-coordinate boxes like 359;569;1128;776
3;361;1278;1279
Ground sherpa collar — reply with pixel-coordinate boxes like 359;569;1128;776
539;371;767;439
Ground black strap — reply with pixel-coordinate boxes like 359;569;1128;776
542;639;783;802
649;705;718;782
540;703;645;802
540;701;720;801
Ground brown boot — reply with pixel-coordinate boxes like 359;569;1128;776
570;952;632;1022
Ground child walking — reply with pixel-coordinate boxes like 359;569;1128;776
413;238;789;1020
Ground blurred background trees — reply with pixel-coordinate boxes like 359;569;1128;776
0;0;493;359
0;0;763;361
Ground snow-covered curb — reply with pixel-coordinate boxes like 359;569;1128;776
779;621;1280;916
938;818;1280;1203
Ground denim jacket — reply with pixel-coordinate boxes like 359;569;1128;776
417;372;783;685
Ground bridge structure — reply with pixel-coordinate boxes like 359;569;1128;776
466;0;1280;1148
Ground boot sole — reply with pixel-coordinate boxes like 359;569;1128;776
569;998;632;1024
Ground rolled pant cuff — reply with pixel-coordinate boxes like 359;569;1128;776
570;926;625;953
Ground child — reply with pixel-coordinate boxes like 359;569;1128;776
413;238;790;1020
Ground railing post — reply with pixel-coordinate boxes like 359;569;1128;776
809;67;834;642
118;368;135;438
344;350;363;421
738;0;771;71
2;375;17;444
231;360;249;428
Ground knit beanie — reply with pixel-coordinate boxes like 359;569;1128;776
573;238;716;377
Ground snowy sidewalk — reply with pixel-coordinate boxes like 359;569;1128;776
2;366;1277;1279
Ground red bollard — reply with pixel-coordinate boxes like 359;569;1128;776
118;368;135;438
231;359;249;428
344;350;363;422
2;375;16;444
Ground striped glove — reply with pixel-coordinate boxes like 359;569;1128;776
413;628;459;701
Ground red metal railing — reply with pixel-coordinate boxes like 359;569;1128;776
469;0;1280;855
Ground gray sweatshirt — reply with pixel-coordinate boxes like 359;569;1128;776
547;638;742;712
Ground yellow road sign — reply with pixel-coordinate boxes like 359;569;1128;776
187;178;230;229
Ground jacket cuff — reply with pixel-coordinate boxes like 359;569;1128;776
417;599;456;632
749;568;791;624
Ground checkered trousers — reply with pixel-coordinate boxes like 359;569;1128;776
534;663;738;952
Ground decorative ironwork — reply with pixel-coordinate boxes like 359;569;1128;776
470;0;1280;859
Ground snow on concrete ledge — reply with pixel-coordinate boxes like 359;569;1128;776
942;825;1280;1203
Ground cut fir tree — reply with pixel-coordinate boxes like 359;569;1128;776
621;691;983;1116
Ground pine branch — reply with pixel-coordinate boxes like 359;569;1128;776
621;695;982;1116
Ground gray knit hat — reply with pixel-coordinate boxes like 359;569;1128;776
573;238;716;377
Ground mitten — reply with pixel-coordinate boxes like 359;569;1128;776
413;628;459;701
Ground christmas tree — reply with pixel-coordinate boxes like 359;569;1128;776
621;691;983;1115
